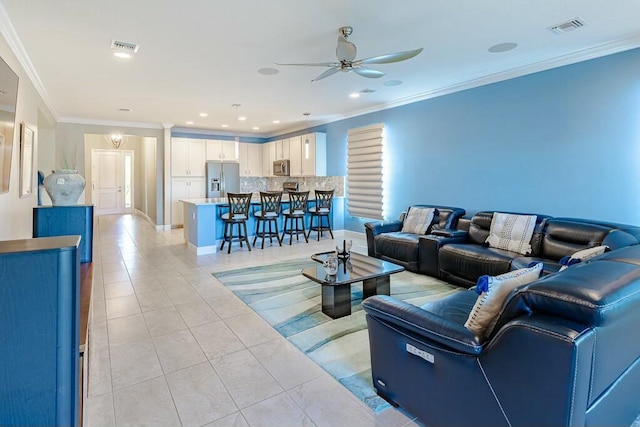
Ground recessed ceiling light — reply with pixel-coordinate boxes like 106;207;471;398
252;126;260;130
360;88;375;94
384;80;403;86
199;112;208;117
238;116;247;121
221;124;228;128
272;120;280;124
257;67;279;75
349;93;360;98
118;107;132;112
186;121;194;125
488;42;518;53
113;52;131;59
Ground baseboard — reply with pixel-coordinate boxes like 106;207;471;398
187;242;217;255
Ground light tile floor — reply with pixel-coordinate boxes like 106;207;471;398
85;214;418;427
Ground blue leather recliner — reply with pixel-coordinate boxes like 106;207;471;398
363;244;640;426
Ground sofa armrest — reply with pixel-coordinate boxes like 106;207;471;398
365;219;403;235
431;229;469;239
365;220;404;257
362;295;482;355
418;233;469;277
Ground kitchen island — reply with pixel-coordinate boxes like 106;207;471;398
180;195;344;254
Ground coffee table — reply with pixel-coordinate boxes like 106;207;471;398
301;251;404;319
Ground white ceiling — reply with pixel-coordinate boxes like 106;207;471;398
1;0;639;137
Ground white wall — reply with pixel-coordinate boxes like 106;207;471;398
59;123;165;224
0;35;56;240
37;126;55;206
141;136;157;222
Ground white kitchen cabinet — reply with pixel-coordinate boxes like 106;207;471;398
262;142;275;177
206;139;237;161
171;177;205;226
238;143;262;177
275;139;289;160
289;132;327;176
171;138;206;177
289;136;302;176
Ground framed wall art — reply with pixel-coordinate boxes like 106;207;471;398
19;122;34;197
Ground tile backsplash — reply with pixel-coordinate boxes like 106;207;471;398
240;176;345;197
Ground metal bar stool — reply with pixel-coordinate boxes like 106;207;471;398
220;192;252;254
281;190;309;245
252;191;283;249
308;189;334;240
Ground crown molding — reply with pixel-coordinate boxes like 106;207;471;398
57;116;164;130
153;34;640;141
0;3;59;120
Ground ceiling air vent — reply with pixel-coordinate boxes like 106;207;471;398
548;18;586;34
110;39;139;54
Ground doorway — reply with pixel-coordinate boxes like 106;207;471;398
91;149;134;215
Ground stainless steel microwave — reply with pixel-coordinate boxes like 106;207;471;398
273;159;290;176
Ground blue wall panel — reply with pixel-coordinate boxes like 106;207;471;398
273;48;640;230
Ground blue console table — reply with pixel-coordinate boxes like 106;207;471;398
0;236;81;427
33;204;94;263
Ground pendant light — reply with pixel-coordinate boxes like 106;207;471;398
303;112;310;159
232;103;241;159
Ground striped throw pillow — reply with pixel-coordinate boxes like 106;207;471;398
486;213;537;255
401;207;435;234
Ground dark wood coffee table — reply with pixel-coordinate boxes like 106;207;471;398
301;251;404;319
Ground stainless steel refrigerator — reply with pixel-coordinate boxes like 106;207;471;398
206;161;240;198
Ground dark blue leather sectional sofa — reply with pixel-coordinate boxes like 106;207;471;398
363;208;640;427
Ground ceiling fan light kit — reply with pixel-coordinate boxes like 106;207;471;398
276;26;423;82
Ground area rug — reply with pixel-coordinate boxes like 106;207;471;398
213;257;461;413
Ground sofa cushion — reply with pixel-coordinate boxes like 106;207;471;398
515;257;640;327
420;290;477;325
540;219;613;260
374;232;420;271
559;245;609;271
401;207;435;234
468;212;494;245
486;213;536;256
464;262;543;338
439;244;518;283
511;256;562;275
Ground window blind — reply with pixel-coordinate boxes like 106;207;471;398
347;123;384;220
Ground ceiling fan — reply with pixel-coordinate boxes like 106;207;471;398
276;26;424;82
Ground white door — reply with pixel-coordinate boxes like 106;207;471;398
92;149;134;216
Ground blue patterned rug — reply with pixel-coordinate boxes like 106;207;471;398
213;257;461;413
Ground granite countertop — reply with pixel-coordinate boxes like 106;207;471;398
180;193;342;206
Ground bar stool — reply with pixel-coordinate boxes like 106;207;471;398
252;191;283;249
308;189;334;240
281;190;309;245
219;192;252;254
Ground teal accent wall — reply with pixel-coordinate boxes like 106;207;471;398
273;48;640;231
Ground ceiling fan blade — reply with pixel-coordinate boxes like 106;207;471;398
312;67;340;82
358;47;424;65
274;61;338;67
336;35;357;61
353;67;384;78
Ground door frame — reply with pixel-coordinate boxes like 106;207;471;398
90;148;135;215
